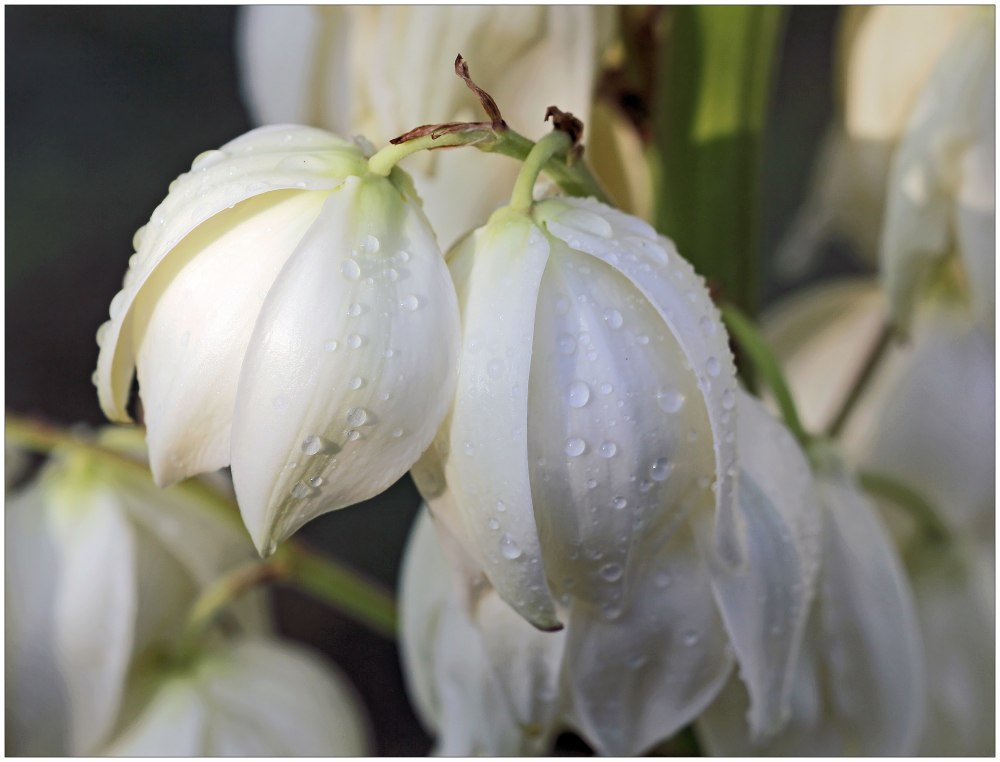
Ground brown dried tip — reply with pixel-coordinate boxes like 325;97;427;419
455;54;507;131
545;106;584;146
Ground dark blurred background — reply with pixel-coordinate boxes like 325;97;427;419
5;6;850;755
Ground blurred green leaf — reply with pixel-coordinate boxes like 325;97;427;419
653;6;785;315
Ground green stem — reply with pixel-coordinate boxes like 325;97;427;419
857;470;950;546
826;320;895;438
510;131;573;212
367;129;496;176
5;412;399;640
719;303;811;449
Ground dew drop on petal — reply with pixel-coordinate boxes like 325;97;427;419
655;571;672;588
603;309;623;329
613;496;627;510
657;389;684;413
627;653;647;670
650;458;672;482
348;376;362;389
565;437;586;457
340;259;361;281
636;335;649;345
346;430;360;441
348;303;361;316
699;316;717;336
586;351;598;361
599;382;613;395
382;268;398;282
495;500;507;512
600;563;623;582
500;533;522;560
567;380;590;408
600;441;617;458
577;332;591;345
463;441;475;456
681;629;700;646
301;435;322;455
557;334;577;355
706;357;721;376
291;482;309;498
324;340;338;352
348;335;362;349
347;407;367;426
401;295;419;311
555;296;571;315
310;476;324;488
587;479;598;489
488;518;500;530
722;389;736;410
392;428;403;438
360;235;379;253
639;479;653;493
396;250;410;263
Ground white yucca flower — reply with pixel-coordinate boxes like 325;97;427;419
400;195;823;754
93;125;460;555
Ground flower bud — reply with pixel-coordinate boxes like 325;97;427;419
94;125;461;555
103;638;371;756
5;428;266;756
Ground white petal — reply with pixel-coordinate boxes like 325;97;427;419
564;520;734;756
880;16;994;330
699;471;925;755
96;125;364;422
438;211;560;630
695;391;821;739
527;237;715;616
230;175;460;555
536;197;742;567
45;470;138;755
5;483;72;756
106;639;371;756
133;189;329;486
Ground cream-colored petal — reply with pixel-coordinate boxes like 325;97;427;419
564;520;734;756
880;15;994;331
133;189;329;486
231;175;460;555
699;471;924;755
96;125;365;422
536;197;742;567
44;469;138;755
696;391;820;739
5;483;71;756
106;639;371;756
527;237;714;617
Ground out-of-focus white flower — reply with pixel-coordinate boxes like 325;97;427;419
236;6;621;247
880;9;995;332
94;125;460;555
402;194;823;753
5;428;267;756
775;6;980;280
697;456;925;756
102;638;371;756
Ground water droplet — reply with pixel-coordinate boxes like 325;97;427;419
324;340;338;352
627;653;647;670
699;316;717;336
500;533;522;560
109;290;127;320
557;333;577;355
537;457;547;467
567;380;590;408
639;479;653;493
600;562;623;582
613;496;627;510
555;295;571;315
379;391;390;401
347;407;367;426
291;482;310;498
347;334;362;349
577;332;591;345
360;235;380;254
656;389;684;413
698;476;712;490
681;629;700;646
586;350;598;361
382;268;398;282
655;571;672;588
340;259;361;281
348;303;361;316
722;389;736;410
392;428;403;437
725;431;735;444
601;603;622;621
463;441;475;456
636;335;649;345
383;348;394;358
587;479;598;489
345;377;362;391
346;430;360;441
396;250;410;263
301;435;322;455
565;437;586;457
310;476;324;488
401;295;419;311
685;291;697;303
650;458;672;482
706;357;720;376
487;359;503;378
488;518;500;530
603;309;623;329
273;396;289;415
600;441;618;458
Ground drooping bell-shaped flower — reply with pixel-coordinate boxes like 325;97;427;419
405;167;823;752
5;427;268;756
697;451;926;756
94;125;460;555
102;638;371;756
235;6;621;247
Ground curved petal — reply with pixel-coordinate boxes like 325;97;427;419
695;391;821;739
437;210;560;630
133;189;330;486
535;196;742;567
880;15;994;331
699;470;925;755
96;125;365;422
105;639;371;756
564;519;734;756
526;236;715;617
231;174;460;555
